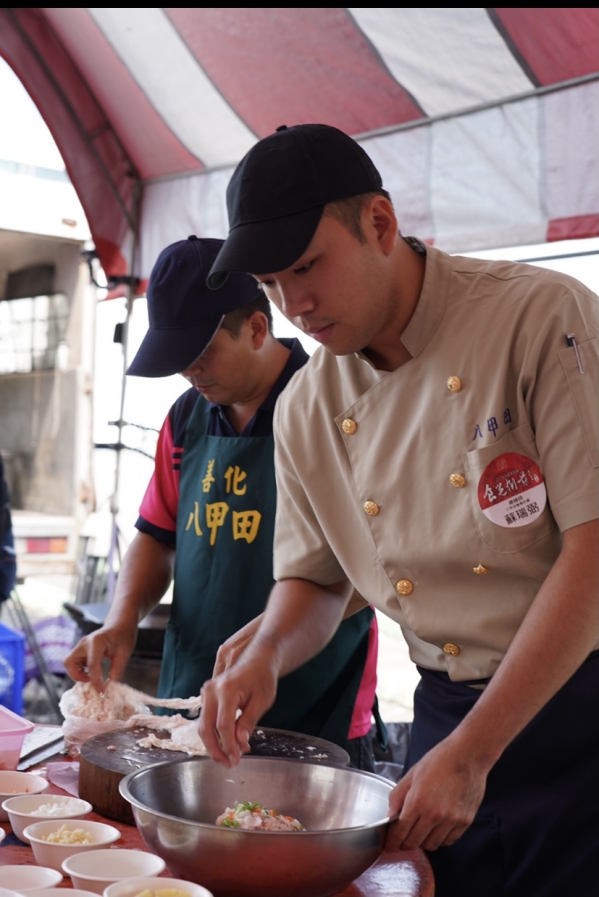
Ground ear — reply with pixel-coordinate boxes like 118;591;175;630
363;195;398;256
247;311;269;350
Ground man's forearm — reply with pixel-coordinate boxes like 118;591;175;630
245;578;352;678
198;577;352;764
103;531;175;630
64;531;176;688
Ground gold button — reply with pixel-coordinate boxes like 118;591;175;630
443;642;461;656
447;375;462;392
363;501;380;516
473;564;489;575
449;473;467;488
396;579;414;596
342;418;358;435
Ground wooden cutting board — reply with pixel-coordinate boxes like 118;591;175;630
79;726;350;825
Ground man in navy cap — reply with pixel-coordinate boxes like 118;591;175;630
65;236;378;765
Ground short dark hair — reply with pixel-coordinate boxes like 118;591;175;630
323;190;393;243
220;293;273;337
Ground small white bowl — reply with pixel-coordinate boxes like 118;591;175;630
23;819;121;872
0;889;28;897
62;849;166;894
103;877;214;897
0;770;49;821
2;794;92;843
0;865;63;892
27;890;99;897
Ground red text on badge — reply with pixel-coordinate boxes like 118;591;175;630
478;452;547;528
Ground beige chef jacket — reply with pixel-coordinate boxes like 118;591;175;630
273;241;599;681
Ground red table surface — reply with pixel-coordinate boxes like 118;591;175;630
1;765;434;897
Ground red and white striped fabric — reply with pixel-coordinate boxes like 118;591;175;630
1;8;597;281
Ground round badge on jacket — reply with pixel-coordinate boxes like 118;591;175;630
478;452;547;528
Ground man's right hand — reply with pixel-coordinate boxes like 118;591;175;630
199;577;352;766
199;653;278;766
64;627;137;694
64;532;175;694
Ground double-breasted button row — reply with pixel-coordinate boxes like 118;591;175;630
447;377;466;487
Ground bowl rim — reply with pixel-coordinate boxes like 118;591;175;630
2;794;93;816
103;875;213;897
0;865;64;887
23;819;121;844
62;848;166;879
119;755;395;834
25;890;101;897
0;771;50;795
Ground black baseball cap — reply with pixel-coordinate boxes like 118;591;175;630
127;236;262;378
207;124;383;289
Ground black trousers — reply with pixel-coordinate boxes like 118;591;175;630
404;652;599;897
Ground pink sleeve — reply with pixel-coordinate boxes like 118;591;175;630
348;614;379;739
138;413;180;535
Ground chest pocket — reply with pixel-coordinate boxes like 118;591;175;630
463;424;557;554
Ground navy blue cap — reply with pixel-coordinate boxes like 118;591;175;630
207;124;383;288
127;236;262;377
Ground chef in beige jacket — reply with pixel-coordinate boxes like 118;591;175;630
200;124;599;897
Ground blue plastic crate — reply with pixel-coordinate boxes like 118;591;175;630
0;622;25;715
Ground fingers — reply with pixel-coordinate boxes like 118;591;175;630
199;662;277;767
199;677;246;767
64;631;134;694
85;636;112;693
64;640;93;684
383;742;486;852
107;647;132;686
389;804;473;851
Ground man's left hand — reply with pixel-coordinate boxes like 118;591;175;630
386;733;489;852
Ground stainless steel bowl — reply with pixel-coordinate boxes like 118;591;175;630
119;756;394;897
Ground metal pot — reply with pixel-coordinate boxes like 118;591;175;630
120;755;394;897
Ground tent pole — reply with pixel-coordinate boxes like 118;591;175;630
106;182;141;602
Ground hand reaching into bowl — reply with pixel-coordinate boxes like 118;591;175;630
199;578;350;766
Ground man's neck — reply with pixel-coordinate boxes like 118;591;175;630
223;338;291;434
363;237;426;372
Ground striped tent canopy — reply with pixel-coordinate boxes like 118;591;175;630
1;7;597;284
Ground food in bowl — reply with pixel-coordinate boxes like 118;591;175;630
42;823;93;844
216;801;304;831
23;818;121;872
120;756;394;897
1;793;92;843
35;797;89;816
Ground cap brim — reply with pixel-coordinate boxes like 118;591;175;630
127;316;223;378
207;206;323;289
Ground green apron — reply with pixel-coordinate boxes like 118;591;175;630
157;395;373;747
